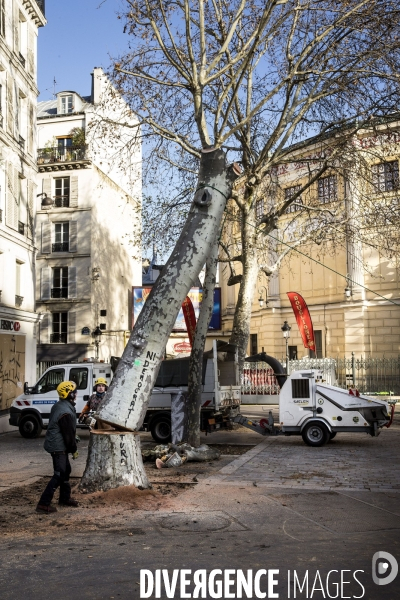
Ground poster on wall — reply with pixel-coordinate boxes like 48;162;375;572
132;287;221;332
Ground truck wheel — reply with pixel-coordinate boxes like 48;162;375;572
302;422;329;447
19;414;42;439
150;415;171;444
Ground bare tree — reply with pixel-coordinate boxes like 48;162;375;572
81;0;400;491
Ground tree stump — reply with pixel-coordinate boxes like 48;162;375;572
79;430;150;493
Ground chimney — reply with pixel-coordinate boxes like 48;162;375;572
91;67;104;104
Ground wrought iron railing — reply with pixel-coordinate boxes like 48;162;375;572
52;242;69;252
37;145;87;164
18;221;25;235
51;287;68;299
50;333;67;344
241;355;400;396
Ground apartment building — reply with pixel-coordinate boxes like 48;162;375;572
0;0;46;430
35;68;142;368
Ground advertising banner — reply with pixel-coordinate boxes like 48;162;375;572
132;287;221;332
181;296;196;346
287;291;316;351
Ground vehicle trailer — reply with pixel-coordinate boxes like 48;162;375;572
236;369;395;446
9;340;241;443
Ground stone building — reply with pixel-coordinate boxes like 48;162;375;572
220;120;400;362
35;68;142;369
0;0;45;431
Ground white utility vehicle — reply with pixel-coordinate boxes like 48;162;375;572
9;340;241;443
235;369;395;446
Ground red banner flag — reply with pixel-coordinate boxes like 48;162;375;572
287;292;316;350
182;296;197;347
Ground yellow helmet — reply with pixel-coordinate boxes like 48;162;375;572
57;381;77;399
94;377;108;390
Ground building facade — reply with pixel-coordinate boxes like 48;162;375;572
0;0;45;431
220;122;400;363
35;68;142;368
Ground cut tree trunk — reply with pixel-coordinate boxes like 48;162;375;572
95;149;239;432
79;430;150;493
186;237;219;447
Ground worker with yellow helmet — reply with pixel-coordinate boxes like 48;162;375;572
36;381;80;514
78;377;108;424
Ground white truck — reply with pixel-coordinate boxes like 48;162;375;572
234;369;395;446
9;340;241;443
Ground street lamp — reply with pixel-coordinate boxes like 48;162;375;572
93;325;102;360
281;321;291;374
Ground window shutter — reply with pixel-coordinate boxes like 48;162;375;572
70;176;78;207
6;75;13;136
27;102;34;156
27;27;35;76
68;266;77;298
68;311;76;343
41;221;51;253
40;312;50;344
69;220;77;252
6;163;18;230
27;180;35;240
42;177;51;197
41;267;50;300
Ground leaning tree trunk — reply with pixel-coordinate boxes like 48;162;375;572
229;202;259;368
81;148;239;492
186;236;219;447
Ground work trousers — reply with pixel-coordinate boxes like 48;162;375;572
39;452;72;506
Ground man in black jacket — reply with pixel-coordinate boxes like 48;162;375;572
36;381;80;514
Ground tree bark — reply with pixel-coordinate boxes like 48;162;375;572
186;236;219;447
79;431;150;493
95;148;238;434
229;202;259;368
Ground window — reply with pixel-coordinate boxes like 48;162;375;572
51;313;68;343
0;0;5;38
99;323;106;330
285;185;303;213
53;223;69;252
250;333;258;356
52;267;68;298
309;330;323;358
60;96;73;114
288;346;298;360
69;368;88;390
318;175;337;204
54;177;70;207
35;368;65;393
100;309;107;317
372;160;399;192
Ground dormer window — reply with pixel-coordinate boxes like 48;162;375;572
61;95;73;114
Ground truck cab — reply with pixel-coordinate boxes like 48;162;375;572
9;362;111;438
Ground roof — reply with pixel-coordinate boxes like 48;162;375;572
37;95;92;119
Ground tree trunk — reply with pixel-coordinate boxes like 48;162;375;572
186;237;219;447
96;148;237;432
79;431;150;493
229;203;259;368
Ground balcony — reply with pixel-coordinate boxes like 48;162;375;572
51;288;68;299
18;221;25;235
50;333;67;344
52;242;69;252
37;145;90;172
15;295;24;308
19;52;26;68
19;135;25;151
54;195;70;208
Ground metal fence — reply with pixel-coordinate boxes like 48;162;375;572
242;355;400;397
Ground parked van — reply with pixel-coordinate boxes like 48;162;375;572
9;340;241;443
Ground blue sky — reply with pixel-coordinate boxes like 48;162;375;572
38;1;126;101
